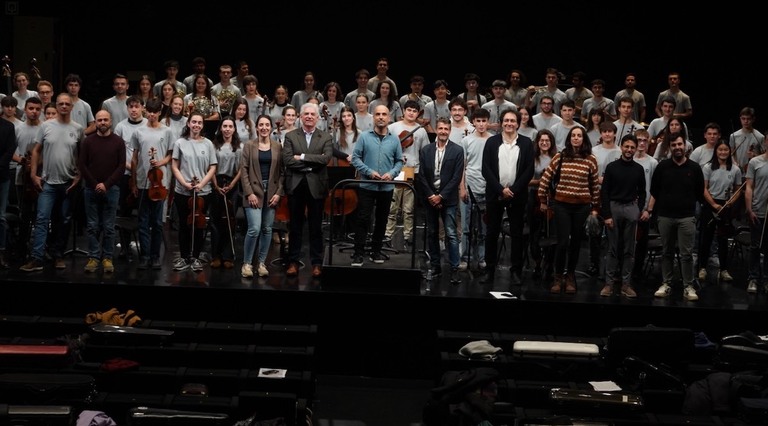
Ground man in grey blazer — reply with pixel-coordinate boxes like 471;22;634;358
282;103;334;277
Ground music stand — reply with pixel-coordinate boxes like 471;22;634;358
327;179;417;267
63;183;87;257
465;186;485;281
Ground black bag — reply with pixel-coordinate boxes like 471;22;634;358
0;373;96;405
738;397;768;424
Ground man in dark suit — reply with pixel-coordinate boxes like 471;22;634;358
481;109;535;285
417;118;465;284
282;103;334;278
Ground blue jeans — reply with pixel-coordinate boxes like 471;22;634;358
84;186;119;259
426;203;459;269
31;181;75;260
137;189;165;262
243;206;261;266
0;180;8;250
257;204;276;265
460;193;485;263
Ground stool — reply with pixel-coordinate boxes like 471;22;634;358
269;221;302;268
643;235;663;276
115;216;140;259
729;226;751;266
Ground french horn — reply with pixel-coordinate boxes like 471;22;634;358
191;96;214;118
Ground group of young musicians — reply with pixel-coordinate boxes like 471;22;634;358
3;64;767;295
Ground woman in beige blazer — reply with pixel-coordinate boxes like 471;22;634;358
240;114;284;278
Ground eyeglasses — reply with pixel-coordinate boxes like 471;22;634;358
636;138;649;142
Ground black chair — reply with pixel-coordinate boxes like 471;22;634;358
729;225;751;266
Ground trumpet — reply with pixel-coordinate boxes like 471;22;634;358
527;85;548;94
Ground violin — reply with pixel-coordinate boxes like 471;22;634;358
398;110;426;150
187;176;207;229
262;94;273;116
274;120;283;144
147;147;168;201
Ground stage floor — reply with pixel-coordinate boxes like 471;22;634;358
2;219;768;380
2;219;767;311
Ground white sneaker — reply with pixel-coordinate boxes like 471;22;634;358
747;279;758;294
479;261;487;270
698;268;707;280
190;258;204;272
654;283;672;298
684;285;699;301
458;261;468;271
173;258;189;271
257;262;269;277
719;270;733;282
241;263;253;278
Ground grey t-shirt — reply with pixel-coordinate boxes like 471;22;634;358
36;120;83;184
172;137;218;196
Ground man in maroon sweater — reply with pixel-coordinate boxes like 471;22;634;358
78;109;126;273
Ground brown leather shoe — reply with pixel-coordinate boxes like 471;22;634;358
550;274;563;294
286;263;299;276
312;265;322;277
564;273;577;294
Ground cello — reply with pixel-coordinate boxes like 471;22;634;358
273;121;290;239
147;147;168;201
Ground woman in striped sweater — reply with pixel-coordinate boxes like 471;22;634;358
537;127;600;294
